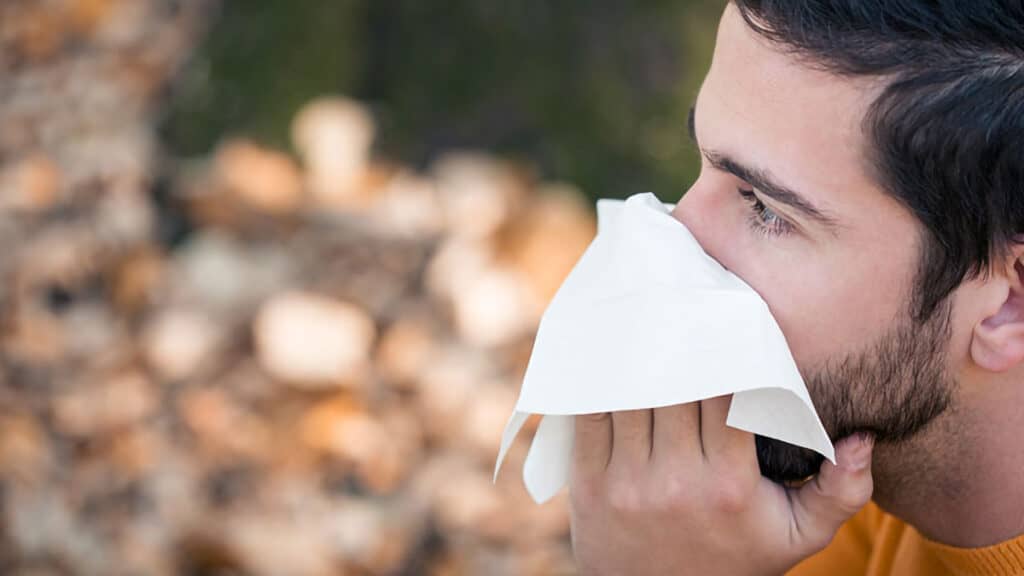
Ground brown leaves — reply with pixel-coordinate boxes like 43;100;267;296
0;5;597;572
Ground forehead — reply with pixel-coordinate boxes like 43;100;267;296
698;5;894;226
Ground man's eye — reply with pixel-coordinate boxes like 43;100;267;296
737;188;794;237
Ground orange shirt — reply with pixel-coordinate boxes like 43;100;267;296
788;502;1024;576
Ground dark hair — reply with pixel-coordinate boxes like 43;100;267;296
732;0;1024;322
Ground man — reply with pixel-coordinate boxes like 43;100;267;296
568;1;1024;575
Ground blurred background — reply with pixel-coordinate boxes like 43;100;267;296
0;1;723;574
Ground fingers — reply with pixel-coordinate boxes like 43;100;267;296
788;433;875;553
651;401;701;463
700;394;756;468
608;409;653;469
580;396;752;470
575;396;756;484
573;413;613;478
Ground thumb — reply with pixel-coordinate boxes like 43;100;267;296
789;433;875;553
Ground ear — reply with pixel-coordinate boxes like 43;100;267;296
971;251;1024;373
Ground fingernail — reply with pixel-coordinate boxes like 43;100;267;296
843;433;874;471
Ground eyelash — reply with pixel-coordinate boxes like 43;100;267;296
737;188;794;237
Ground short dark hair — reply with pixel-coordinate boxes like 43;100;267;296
731;0;1024;322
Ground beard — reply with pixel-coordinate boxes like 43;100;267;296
755;298;956;484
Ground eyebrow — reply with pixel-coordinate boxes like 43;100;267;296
687;105;840;233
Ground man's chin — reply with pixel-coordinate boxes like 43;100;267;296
755;434;828;484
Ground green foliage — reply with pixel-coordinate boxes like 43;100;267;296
162;0;726;202
162;0;366;155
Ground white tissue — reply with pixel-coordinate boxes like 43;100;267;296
493;192;834;504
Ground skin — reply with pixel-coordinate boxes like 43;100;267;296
569;4;1024;574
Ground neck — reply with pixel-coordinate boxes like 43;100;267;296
870;386;1024;548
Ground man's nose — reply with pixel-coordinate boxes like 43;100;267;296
670;182;721;262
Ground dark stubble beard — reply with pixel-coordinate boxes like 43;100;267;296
755;299;956;484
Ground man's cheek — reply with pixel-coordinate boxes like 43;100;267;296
716;242;834;359
744;275;829;369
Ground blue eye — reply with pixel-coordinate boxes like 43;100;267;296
737;188;793;237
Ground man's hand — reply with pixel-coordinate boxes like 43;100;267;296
569;395;874;576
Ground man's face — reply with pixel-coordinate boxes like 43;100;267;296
672;5;962;481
